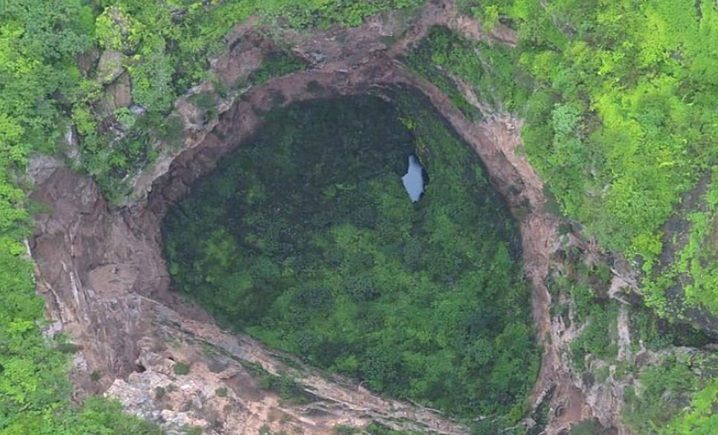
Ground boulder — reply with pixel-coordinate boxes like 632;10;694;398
95;73;133;118
97;50;126;84
110;72;133;108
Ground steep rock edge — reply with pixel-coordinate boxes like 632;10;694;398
28;1;646;433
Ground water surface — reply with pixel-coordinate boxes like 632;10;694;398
402;154;424;202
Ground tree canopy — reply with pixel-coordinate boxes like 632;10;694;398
163;94;539;429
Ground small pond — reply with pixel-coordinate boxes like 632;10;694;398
402;154;425;202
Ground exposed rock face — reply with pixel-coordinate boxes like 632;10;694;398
29;1;633;433
97;50;126;84
95;72;133;118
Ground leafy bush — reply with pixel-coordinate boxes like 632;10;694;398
128;36;175;113
95;6;142;53
173;362;191;375
570;304;618;368
667;379;718;434
245;52;307;87
623;358;699;433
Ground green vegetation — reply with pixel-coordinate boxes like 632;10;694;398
182;426;203;435
623;353;718;434
258;373;315;405
667;379;718;434
426;1;718;316
163;94;539;426
245;52;307;88
365;423;410;435
405;28;484;121
569;299;618;368
0;246;159;434
4;0;718;432
569;419;603;435
408;9;718;429
240;361;318;405
0;2;161;433
53;398;162;435
0;2;426;433
173;362;190;375
652;169;718;315
543;251;620;372
564;265;619;368
81;0;421;199
629;304;711;351
0;0;425;202
406;26;530;115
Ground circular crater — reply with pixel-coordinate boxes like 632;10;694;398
161;91;539;425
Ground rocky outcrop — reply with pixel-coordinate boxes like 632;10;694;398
97;50;126;84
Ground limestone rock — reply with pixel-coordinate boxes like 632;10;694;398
97;50;126;84
109;72;133;108
95;73;133;118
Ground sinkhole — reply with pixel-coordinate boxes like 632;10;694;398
162;91;539;422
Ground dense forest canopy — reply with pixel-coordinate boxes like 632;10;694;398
163;94;539;429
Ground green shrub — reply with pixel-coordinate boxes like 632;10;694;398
623;359;699;433
174;362;191;375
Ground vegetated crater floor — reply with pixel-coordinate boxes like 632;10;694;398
161;92;539;423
